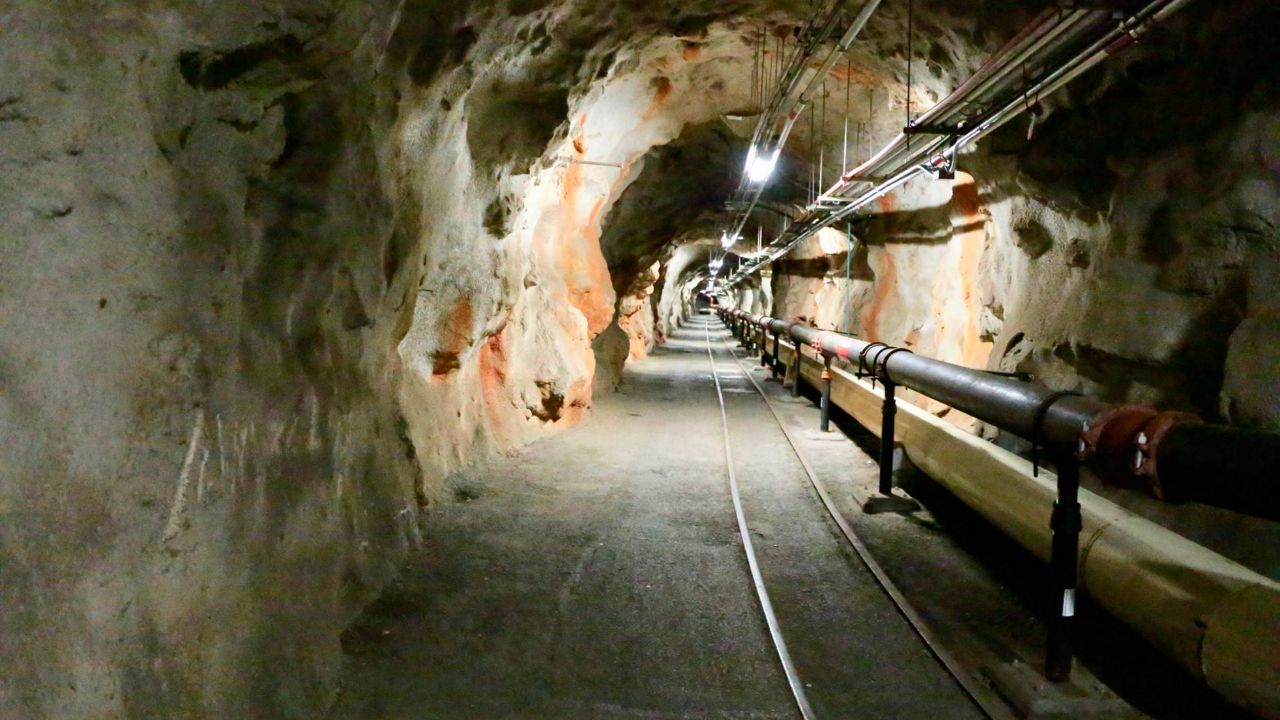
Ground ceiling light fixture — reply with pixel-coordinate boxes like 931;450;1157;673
746;148;780;184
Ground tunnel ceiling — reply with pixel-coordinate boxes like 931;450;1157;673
381;0;1050;308
6;1;1280;717
509;0;1050;296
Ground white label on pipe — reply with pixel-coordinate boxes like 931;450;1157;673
1062;589;1076;618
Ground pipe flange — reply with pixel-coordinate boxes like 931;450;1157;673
1132;411;1200;500
1079;405;1158;483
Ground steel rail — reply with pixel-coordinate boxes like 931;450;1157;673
703;320;818;720
722;332;1012;720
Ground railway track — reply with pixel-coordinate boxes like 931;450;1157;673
702;316;1012;720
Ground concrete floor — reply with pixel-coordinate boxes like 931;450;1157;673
328;318;1246;720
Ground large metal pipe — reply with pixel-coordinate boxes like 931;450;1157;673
716;309;1280;715
722;308;1280;521
799;340;1280;716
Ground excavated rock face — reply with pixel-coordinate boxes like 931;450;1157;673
2;3;419;717
0;0;914;716
1;0;1275;718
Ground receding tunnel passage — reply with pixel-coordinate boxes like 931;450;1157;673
2;1;1279;719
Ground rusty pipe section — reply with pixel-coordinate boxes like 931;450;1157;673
718;308;1280;522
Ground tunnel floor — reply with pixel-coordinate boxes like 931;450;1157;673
327;318;1243;720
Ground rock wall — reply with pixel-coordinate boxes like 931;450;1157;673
656;242;717;338
1;2;419;717
0;1;826;716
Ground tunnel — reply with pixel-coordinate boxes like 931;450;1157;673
2;0;1279;718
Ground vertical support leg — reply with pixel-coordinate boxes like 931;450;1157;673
820;355;833;432
863;357;921;515
1046;456;1081;682
790;345;803;397
760;327;770;367
771;332;782;378
878;379;897;496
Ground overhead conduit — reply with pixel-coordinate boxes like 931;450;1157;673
722;0;884;250
721;0;1199;288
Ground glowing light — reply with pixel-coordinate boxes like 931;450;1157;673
720;231;739;248
746;148;780;184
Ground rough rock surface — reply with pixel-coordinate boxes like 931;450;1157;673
1;0;1276;718
0;0;949;716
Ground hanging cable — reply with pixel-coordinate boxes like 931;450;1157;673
809;96;817;204
752;24;762;108
843;51;852;176
905;0;914;151
750;28;756;110
776;32;783;92
819;78;827;192
868;86;874;162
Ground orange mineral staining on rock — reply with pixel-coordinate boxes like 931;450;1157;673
553;130;611;337
861;247;897;342
950;173;993;369
477;331;508;427
904;327;921;348
642;77;673;121
829;64;884;86
431;299;474;376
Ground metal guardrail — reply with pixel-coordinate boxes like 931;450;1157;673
718;307;1279;521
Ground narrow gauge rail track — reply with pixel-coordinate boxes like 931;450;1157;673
702;316;1011;720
